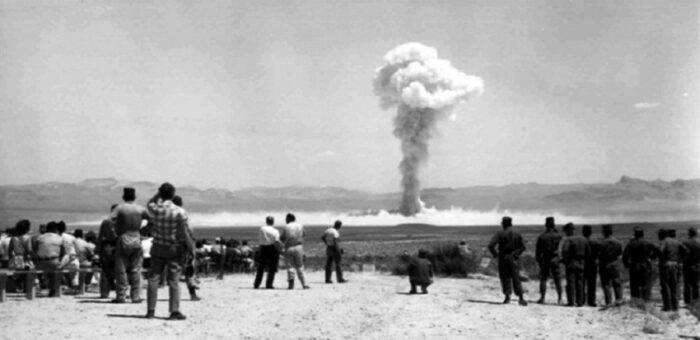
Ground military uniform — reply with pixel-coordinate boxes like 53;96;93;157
488;229;526;299
561;235;590;306
659;237;688;311
683;235;700;304
598;236;623;305
535;229;562;303
583;234;600;306
622;236;659;301
97;218;118;298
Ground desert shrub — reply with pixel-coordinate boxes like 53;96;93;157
389;243;479;277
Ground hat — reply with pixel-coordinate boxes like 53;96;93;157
501;216;513;227
123;187;136;200
545;217;555;227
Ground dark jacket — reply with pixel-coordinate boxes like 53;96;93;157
598;237;623;266
660;238;688;265
489;229;526;260
407;257;434;285
683;237;700;268
622;238;659;268
536;230;562;264
562;235;590;270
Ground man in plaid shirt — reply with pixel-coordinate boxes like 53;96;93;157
145;182;194;321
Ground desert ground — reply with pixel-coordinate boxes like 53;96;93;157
2;271;699;340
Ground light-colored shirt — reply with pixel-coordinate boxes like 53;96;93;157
323;228;340;247
74;238;94;264
259;226;280;246
62;233;77;255
281;222;304;248
35;232;66;259
0;234;10;261
141;237;153;259
111;202;151;236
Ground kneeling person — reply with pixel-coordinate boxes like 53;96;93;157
407;249;434;294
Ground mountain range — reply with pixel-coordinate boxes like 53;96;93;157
1;175;699;226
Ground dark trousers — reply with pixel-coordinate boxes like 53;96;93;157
584;264;597;306
599;262;622;305
661;263;680;310
99;246;116;298
325;246;343;283
683;264;700;305
254;245;279;289
409;281;430;294
498;257;523;296
565;263;585;306
538;259;562;300
629;262;652;301
147;255;182;313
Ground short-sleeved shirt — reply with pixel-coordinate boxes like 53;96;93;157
259;226;280;246
598;237;623;265
111;202;151;236
536;230;562;263
683;237;700;266
281;222;304;248
323;228;340;247
488;229;525;259
35;233;65;259
147;200;192;250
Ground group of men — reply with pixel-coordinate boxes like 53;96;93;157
490;215;700;312
97;184;195;320
254;215;348;290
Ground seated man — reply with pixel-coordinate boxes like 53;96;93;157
407;249;434;294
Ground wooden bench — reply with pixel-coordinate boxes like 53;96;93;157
0;268;101;302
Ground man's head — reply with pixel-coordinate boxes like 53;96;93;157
158;182;176;200
582;225;593;238
286;213;296;224
172;195;183;207
334;220;342;230
602;224;613;237
501;216;513;229
46;221;58;233
74;229;84;239
545;216;555;229
418;248;428;259
668;229;677;238
39;224;46;234
633;226;644;239
56;221;67;235
85;231;96;243
122;187;136;202
563;223;575;236
265;216;274;226
689;227;698;238
657;228;667;241
14;219;31;236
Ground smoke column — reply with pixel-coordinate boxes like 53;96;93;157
373;42;484;216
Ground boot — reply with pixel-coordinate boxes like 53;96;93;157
325;270;332;284
288;280;294;290
518;294;528;306
503;295;511;304
188;287;201;301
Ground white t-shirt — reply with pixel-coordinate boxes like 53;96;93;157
141;237;153;259
324;228;340;246
259;225;280;246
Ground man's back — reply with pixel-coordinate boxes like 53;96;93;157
564;235;590;262
683;237;700;265
74;238;93;263
113;202;150;236
623;238;658;266
536;230;561;263
259;226;279;245
148;200;189;248
35;233;64;258
323;228;339;247
408;257;433;284
660;238;686;264
489;229;525;259
598;237;622;264
282;222;304;248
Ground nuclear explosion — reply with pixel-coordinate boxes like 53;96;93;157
373;42;484;216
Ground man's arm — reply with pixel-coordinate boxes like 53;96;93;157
535;236;543;263
488;233;499;257
177;214;195;255
513;234;526;258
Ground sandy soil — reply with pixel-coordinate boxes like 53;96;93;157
1;271;699;340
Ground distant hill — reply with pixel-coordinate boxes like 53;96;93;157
0;176;698;225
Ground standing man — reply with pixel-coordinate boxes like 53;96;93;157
488;216;528;306
97;204;118;299
598;225;623;306
322;220;347;284
146;183;194;320
659;228;687;311
111;187;151;304
561;223;590;307
254;216;281;289
281;213;309;290
622;226;659;302
582;225;600;307
683;227;700;305
535;217;562;304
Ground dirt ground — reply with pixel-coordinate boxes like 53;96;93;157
1;271;699;339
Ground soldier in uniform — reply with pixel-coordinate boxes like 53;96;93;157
659;228;688;311
582;225;599;307
622;226;659;302
488;216;528;306
535;217;563;304
598;225;623;306
683;227;700;305
97;204;118;299
561;223;590;307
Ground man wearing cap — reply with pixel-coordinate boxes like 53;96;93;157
97;204;118;298
111;187;152;304
560;223;590;307
321;220;347;284
683;227;700;305
598;225;623;306
582;225;600;306
488;216;528;306
659;228;688;311
146;183;194;320
622;226;659;302
254;216;281;289
535;217;563;304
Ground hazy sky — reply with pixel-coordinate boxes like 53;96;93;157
0;0;698;192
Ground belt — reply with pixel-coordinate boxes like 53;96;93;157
38;256;59;261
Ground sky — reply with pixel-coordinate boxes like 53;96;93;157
0;0;698;193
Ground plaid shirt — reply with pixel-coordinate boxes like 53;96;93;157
147;199;193;250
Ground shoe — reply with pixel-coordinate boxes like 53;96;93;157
519;298;528;306
325;281;333;284
132;299;143;304
145;310;155;319
265;286;275;289
408;290;417;295
100;295;109;299
191;296;201;301
338;279;348;284
168;312;187;320
303;285;310;290
111;298;126;304
503;296;511;304
536;298;545;304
